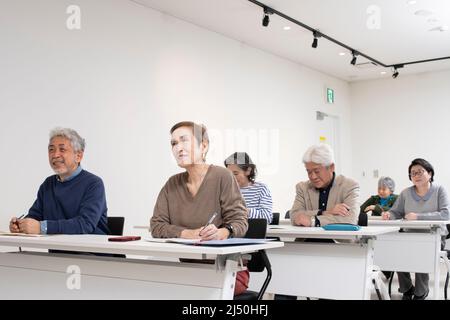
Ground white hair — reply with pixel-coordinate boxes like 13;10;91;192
378;176;395;192
49;127;85;152
302;144;335;166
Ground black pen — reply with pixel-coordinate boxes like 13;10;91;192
15;213;27;228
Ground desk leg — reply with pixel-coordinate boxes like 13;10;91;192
433;231;441;300
220;258;238;300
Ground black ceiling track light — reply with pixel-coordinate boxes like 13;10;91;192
350;50;358;65
262;6;273;27
311;30;321;48
248;0;450;79
392;64;404;79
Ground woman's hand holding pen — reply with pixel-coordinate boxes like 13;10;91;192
180;212;225;240
180;225;228;240
198;224;228;241
180;225;224;240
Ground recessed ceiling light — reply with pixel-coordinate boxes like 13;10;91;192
339;52;346;56
283;26;291;30
414;9;433;16
380;71;387;75
429;25;449;32
407;0;417;5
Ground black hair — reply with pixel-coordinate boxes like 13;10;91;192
224;152;257;183
408;158;434;182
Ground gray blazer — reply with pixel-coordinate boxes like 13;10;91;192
290;174;360;226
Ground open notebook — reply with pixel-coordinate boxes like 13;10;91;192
0;231;47;237
145;237;275;246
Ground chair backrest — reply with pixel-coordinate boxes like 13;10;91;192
245;218;267;239
358;212;368;227
270;212;280;225
285;210;290;219
234;219;272;300
244;219;268;273
107;217;125;235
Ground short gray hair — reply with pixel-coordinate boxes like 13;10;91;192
49;127;85;152
378;176;395;193
302;144;335;167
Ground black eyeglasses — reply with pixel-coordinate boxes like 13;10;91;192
410;169;425;178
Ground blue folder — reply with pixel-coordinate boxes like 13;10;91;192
170;238;275;246
322;224;361;231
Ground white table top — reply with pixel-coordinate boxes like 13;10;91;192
368;218;450;228
0;234;284;259
267;225;399;240
135;222;399;240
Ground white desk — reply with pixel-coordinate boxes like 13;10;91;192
0;234;283;300
369;219;449;300
248;223;399;300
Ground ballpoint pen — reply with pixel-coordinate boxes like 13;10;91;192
15;213;27;228
15;214;27;252
16;213;25;224
200;212;218;233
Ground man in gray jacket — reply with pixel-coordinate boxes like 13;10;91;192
290;144;359;227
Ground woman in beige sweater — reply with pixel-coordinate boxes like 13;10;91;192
151;121;248;240
150;121;249;295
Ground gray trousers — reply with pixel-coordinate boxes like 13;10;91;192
398;272;429;296
397;234;446;296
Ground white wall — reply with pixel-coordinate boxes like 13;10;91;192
350;69;450;201
0;0;353;233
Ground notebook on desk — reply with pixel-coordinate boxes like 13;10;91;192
145;237;275;246
0;231;47;237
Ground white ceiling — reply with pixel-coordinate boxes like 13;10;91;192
130;0;450;82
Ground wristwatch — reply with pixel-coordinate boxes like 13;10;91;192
311;215;320;227
224;224;234;238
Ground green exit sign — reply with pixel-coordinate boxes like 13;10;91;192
327;88;334;104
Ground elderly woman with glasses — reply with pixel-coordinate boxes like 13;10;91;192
382;158;449;300
360;177;398;217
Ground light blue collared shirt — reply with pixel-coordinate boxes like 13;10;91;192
41;166;83;234
56;165;83;183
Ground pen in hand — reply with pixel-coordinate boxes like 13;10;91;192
200;212;218;234
12;214;26;232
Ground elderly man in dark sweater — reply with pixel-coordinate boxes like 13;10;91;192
9;127;109;235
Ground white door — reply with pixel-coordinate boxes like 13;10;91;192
316;111;340;170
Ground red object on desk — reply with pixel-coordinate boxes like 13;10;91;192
108;236;141;242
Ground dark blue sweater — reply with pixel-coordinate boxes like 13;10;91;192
27;170;109;235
